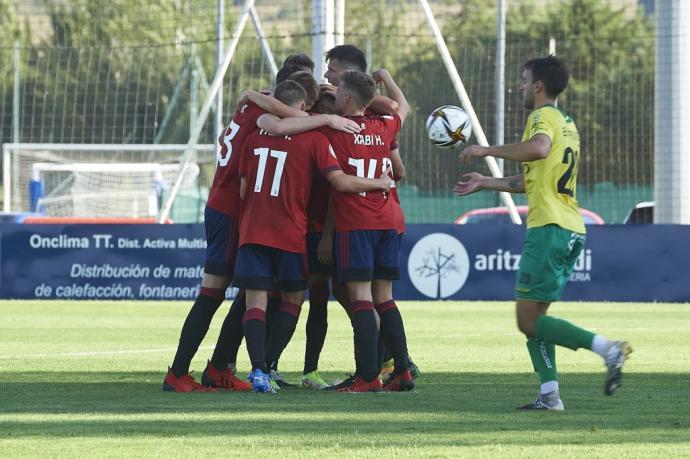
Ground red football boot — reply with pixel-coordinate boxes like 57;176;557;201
337;376;382;393
383;369;415;392
201;361;251;391
163;367;216;393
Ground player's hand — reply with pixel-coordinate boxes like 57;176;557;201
326;115;362;133
236;90;251;111
372;69;391;84
453;172;485;196
459;145;490;164
320;84;337;96
376;165;394;192
317;234;334;265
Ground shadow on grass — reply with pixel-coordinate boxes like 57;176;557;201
0;371;690;422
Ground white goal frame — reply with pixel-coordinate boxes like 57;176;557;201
2;143;214;214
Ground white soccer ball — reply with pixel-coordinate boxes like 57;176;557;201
426;105;472;149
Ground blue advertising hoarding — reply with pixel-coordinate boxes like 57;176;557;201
0;223;688;302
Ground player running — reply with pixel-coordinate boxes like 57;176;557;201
455;56;632;410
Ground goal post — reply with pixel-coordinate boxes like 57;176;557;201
3;143;213;220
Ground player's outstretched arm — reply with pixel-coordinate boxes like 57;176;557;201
454;172;524;196
372;69;409;125
326;169;392;194
257;113;362;137
238;90;308;119
459;134;551;165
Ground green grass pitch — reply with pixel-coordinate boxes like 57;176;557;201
1;300;689;457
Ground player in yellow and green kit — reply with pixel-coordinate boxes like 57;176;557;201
455;56;632;411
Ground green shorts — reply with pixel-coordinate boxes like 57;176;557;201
515;224;585;303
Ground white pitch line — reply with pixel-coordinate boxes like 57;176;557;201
0;345;214;360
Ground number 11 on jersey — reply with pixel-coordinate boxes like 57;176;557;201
253;147;288;197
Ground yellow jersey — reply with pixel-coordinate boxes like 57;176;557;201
520;105;585;234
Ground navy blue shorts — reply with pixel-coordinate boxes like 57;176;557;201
307;232;336;276
203;207;239;277
233;244;308;292
335;229;400;282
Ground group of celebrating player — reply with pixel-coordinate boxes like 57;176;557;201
164;44;418;394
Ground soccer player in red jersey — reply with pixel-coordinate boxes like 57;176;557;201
234;80;392;393
163;67;362;393
318;69;414;392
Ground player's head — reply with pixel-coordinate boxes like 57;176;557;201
324;44;367;86
273;80;308;110
336;70;376;113
310;93;336;114
287;71;319;110
521;56;569;109
282;53;314;73
275;64;303;85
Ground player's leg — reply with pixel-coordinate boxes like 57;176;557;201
515;300;563;410
334;230;381;392
371;230;414;391
301;273;331;389
201;214;251;390
301;231;333;388
264;250;309;387
233;244;276;393
164;208;233;392
517;225;632;405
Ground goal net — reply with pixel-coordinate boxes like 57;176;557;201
3;144;213;220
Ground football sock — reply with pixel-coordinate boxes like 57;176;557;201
351;301;379;382
210;291;246;371
534;315;596;351
265;290;282;345
243;307;268;372
541;380;559;395
375;300;410;373
376;334;386;372
526;337;558;386
590;334;613;359
171;287;224;377
304;281;329;374
266;302;302;371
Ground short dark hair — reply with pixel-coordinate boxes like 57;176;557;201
282;53;314;72
273;80;308;107
325;44;367;72
311;93;336;114
524;56;569;98
287;71;319;108
340;70;376;109
275;64;303;85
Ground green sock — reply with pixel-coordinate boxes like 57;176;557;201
535;315;595;351
526;338;558;384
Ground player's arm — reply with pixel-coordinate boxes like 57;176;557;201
325;168;393;194
368;95;399;115
372;69;409;125
317;197;336;265
459;134;551;164
257;113;361;137
238;90;308;118
390;148;405;181
240;177;247;200
454;172;524;196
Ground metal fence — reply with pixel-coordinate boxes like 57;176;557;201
0;0;657;223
